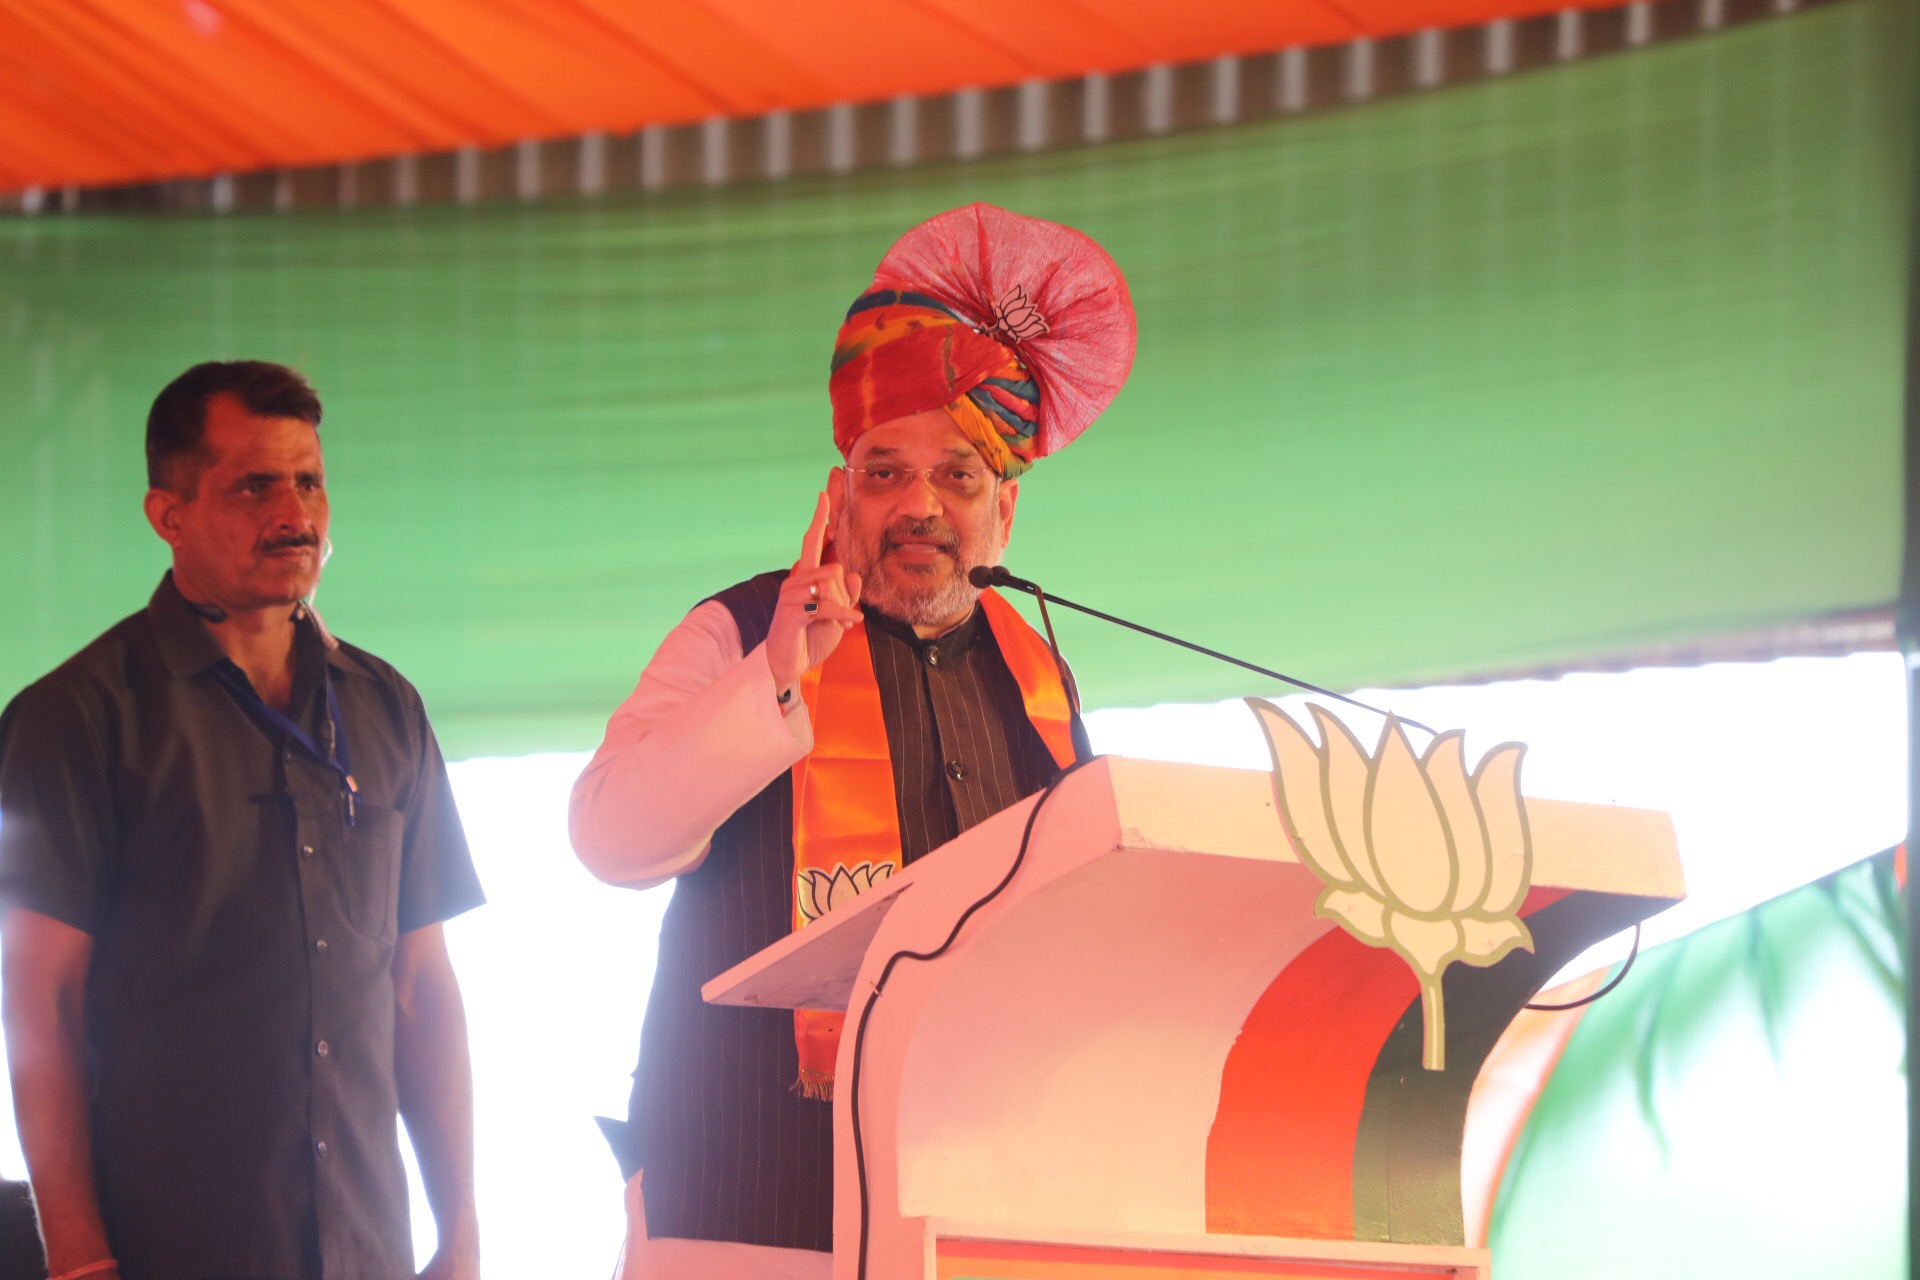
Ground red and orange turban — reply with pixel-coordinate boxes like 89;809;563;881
829;204;1136;478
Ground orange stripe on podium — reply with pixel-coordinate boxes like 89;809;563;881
937;1237;1432;1278
1205;928;1420;1238
1206;889;1572;1239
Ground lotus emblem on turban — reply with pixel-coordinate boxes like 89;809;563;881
1246;701;1535;1071
796;860;896;925
991;284;1049;343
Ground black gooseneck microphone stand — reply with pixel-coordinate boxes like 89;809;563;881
967;564;1434;736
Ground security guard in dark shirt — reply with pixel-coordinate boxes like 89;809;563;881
0;361;485;1280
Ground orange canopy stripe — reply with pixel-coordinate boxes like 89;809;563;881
0;0;1643;192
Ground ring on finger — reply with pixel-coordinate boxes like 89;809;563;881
807;583;818;599
802;600;819;614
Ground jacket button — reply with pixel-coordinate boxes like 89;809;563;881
314;939;329;956
925;647;941;667
315;1039;330;1058
946;760;968;781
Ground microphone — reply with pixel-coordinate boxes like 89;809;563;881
969;564;1432;735
970;566;1081;736
968;565;1035;592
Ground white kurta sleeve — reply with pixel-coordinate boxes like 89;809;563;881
569;599;812;889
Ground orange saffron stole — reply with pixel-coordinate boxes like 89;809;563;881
789;589;1076;1098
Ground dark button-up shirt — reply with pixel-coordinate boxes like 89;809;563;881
0;574;484;1280
862;605;1083;862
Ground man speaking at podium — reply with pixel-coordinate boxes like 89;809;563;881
570;204;1134;1276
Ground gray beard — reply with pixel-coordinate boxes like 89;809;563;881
839;503;1004;629
861;559;980;628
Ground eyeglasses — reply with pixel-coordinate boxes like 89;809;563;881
840;463;993;500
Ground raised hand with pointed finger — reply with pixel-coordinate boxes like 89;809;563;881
765;491;863;694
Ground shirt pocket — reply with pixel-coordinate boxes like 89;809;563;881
341;802;404;942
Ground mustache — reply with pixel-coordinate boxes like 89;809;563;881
882;518;959;553
260;533;320;553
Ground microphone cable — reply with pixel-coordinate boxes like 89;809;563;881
1524;922;1643;1011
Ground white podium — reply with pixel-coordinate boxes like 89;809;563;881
706;756;1683;1280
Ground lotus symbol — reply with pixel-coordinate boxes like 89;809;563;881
1246;701;1535;1071
991;283;1049;343
796;860;896;925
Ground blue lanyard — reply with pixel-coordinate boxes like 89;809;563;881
209;659;359;825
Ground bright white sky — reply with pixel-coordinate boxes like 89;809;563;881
0;652;1906;1277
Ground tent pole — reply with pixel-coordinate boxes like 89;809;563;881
1900;74;1920;1280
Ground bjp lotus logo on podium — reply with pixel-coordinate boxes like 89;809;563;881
1246;701;1536;1071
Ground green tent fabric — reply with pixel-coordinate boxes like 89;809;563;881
0;0;1910;757
1489;850;1906;1278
